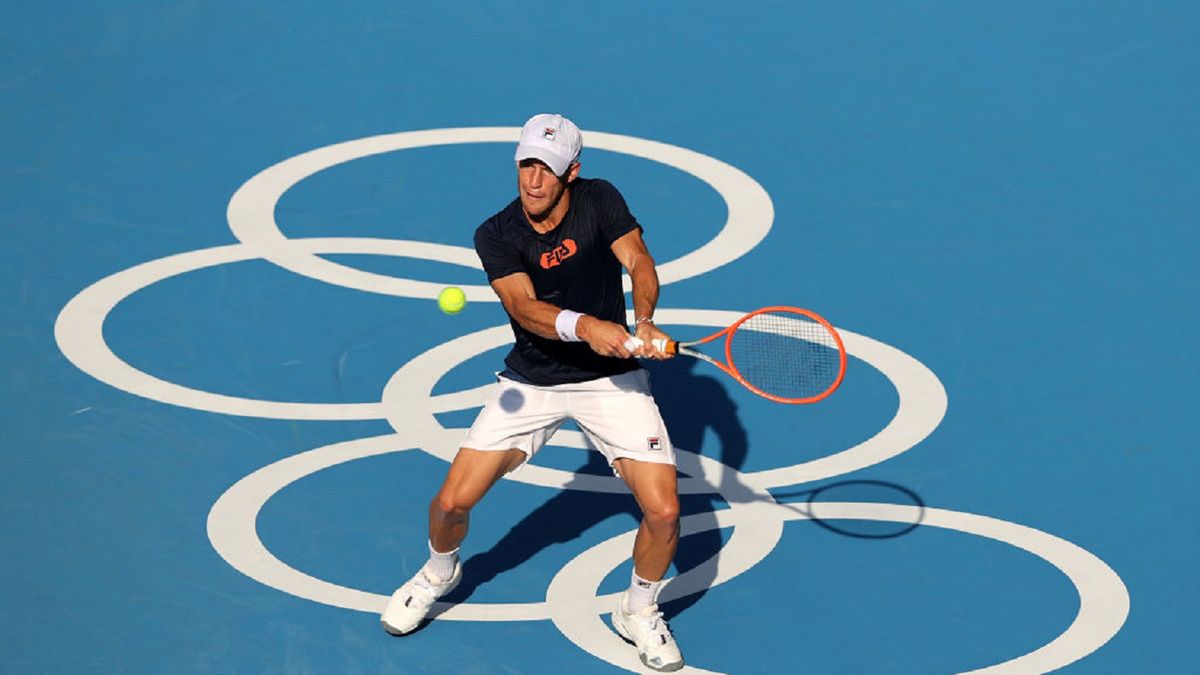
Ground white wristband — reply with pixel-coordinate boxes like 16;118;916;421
555;310;584;342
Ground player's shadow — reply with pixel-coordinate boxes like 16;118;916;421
444;356;749;623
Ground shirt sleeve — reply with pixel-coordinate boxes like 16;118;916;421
593;179;642;245
474;219;525;282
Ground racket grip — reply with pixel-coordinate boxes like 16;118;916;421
624;336;672;356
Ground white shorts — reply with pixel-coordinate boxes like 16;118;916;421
461;369;675;470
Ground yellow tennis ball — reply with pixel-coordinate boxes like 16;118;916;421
437;286;467;315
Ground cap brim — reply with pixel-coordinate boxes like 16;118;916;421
514;144;571;177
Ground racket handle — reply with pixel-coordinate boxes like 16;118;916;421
623;336;673;355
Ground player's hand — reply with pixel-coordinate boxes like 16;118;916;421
577;316;641;358
634;321;673;360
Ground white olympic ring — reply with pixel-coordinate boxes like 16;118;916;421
379;310;948;494
547;502;1130;674
226;127;774;301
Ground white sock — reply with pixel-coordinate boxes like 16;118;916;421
627;570;662;613
427;541;459;581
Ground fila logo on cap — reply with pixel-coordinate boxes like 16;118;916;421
542;127;557;140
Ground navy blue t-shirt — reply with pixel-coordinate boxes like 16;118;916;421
474;178;642;385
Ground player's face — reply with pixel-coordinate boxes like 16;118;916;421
517;159;576;220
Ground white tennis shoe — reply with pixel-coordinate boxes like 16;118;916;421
611;592;684;672
380;561;462;636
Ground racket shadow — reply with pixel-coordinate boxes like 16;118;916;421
771;480;927;539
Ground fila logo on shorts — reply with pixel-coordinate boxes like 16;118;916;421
647;437;662;452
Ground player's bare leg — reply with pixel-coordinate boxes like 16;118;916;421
381;447;526;635
614;458;680;579
610;458;684;672
429;447;527;552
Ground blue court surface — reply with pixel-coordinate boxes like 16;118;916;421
3;3;1197;673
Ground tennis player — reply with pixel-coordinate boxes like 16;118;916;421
381;113;685;671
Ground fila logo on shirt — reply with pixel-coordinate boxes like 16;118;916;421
540;239;578;269
647;437;662;452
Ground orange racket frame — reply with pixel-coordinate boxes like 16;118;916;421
664;306;847;404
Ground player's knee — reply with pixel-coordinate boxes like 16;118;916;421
431;493;473;519
643;499;680;530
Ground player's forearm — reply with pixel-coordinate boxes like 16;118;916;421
628;253;660;323
508;297;627;348
508;297;575;340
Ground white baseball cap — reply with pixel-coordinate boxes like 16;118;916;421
514;113;582;177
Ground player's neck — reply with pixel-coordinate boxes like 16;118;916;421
523;187;572;234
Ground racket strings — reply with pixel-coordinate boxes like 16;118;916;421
728;311;842;401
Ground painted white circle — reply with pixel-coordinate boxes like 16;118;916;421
206;433;784;622
380;308;949;491
225;127;774;302
544;502;1130;674
53;239;482;420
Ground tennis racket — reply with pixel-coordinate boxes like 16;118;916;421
627;306;847;404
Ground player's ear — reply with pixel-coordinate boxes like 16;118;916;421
564;162;581;183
